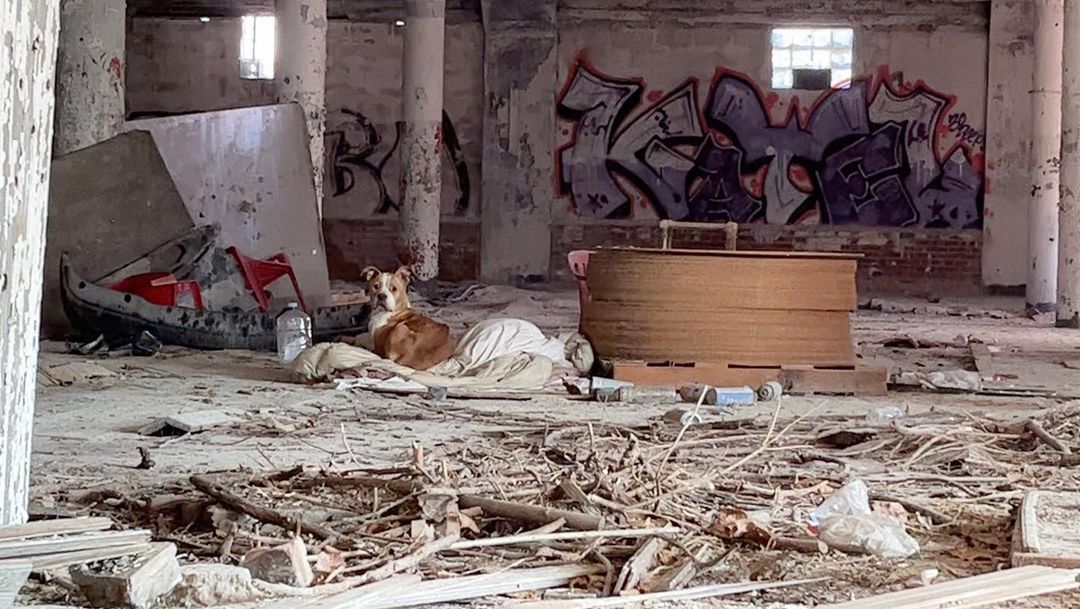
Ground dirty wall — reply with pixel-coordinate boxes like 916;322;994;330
125;1;1030;290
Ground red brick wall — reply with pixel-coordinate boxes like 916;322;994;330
323;218;480;282
550;223;983;294
323;219;983;294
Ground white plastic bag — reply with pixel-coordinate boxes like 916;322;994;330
809;480;920;559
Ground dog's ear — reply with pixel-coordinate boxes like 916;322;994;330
395;265;413;285
360;266;381;283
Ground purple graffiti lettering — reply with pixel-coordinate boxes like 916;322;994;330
558;64;702;218
946;112;986;151
687;135;764;222
556;58;985;228
816;122;918;226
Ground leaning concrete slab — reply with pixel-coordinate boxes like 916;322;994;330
44;130;195;337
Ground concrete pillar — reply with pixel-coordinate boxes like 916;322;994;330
53;0;125;156
2;0;61;525
276;0;328;216
479;0;556;283
1028;0;1066;315
1060;0;1080;326
399;0;446;282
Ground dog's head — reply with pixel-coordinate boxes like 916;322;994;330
361;265;412;313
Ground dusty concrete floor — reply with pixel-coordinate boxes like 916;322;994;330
24;286;1080;607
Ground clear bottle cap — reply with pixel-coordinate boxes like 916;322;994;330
286;302;299;309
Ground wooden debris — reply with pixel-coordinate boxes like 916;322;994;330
612;537;665;595
305;476;604;531
292;564;600;609
0;517;113;541
190;475;339;541
1013;490;1080;568
70;542;182;609
242;536;314;587
820;566;1080;608
1026;419;1073;455
0;529;151;561
508;577;827;608
448;526;678;551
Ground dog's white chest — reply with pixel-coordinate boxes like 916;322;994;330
369;311;393;335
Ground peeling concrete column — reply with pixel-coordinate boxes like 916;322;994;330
276;0;327;217
2;0;61;525
399;0;446;282
479;0;556;283
1028;0;1065;316
1060;0;1080;326
53;0;125;156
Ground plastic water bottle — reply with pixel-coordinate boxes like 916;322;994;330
276;302;312;364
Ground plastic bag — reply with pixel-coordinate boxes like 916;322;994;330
809;480;920;559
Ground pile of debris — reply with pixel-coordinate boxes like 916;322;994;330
14;400;1080;608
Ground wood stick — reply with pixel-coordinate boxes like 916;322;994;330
352;532;460;586
772;536;828;554
457;495;603;531
869;492;952;526
304;476;604;531
190;475;339;541
448;526;679;551
1026;419;1072;455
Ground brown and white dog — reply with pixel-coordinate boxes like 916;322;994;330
361;265;453;371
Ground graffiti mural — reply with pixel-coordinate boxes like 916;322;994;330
324;109;471;215
556;56;984;228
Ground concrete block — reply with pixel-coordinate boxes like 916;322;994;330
241;537;313;587
69;542;181;609
166;564;263;607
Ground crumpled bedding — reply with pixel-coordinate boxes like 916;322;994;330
290;318;593;392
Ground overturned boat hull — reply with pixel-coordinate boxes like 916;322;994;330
61;254;368;351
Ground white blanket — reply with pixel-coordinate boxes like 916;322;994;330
290;318;591;392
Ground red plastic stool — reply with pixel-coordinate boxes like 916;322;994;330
109;272;205;309
226;246;307;312
567;250;592;329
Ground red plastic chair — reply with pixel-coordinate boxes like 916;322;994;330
109;272;205;310
568;250;592;329
226;246;307;312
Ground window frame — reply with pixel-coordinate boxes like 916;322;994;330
239;14;277;81
769;26;854;91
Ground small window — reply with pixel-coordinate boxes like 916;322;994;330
770;27;853;90
240;15;276;80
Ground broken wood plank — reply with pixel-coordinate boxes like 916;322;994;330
292;564;601;609
641;551;700;593
507;577;827;608
0;530;151;560
820;565;1080;608
1013;490;1080;568
448;526;678;551
190;475;339;541
612;537;665;595
0;517;113;541
30;543;153;571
